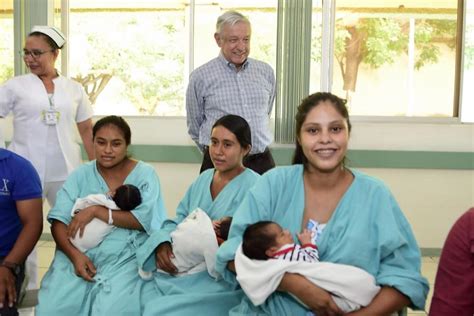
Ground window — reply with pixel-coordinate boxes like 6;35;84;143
8;1;468;120
461;1;474;122
66;0;277;116
0;0;14;83
311;0;459;117
68;0;187;116
309;1;323;96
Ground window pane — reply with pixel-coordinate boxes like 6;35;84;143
69;0;187;116
329;0;458;117
53;0;63;73
0;0;14;83
68;0;276;117
309;1;323;95
461;1;474;122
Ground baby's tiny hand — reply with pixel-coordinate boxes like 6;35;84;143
297;229;313;245
212;220;221;233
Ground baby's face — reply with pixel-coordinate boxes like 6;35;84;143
269;223;294;247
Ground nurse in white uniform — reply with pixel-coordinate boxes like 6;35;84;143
0;26;95;288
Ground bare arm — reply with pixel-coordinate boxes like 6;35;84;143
3;198;43;264
51;220;96;282
77;119;95;160
297;229;313;245
91;205;143;230
67;205;143;239
278;273;343;316
0;198;42;307
155;242;177;274
279;273;410;316
346;286;410;316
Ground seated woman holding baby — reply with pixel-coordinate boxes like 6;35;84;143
137;114;260;315
217;93;429;315
36;116;167;315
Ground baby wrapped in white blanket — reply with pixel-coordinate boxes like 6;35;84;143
236;221;380;313
69;184;141;252
156;208;220;278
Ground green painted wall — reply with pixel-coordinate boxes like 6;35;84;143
82;145;474;170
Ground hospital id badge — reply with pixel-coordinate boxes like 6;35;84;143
42;109;60;125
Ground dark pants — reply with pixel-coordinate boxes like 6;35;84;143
0;259;25;316
200;146;275;175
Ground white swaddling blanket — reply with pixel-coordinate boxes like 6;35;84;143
157;208;220;278
235;245;380;313
69;194;118;252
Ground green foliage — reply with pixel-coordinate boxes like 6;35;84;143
311;15;458;93
69;9;276;115
332;18;456;70
0;64;13;84
464;25;474;69
71;11;186;115
358;18;407;68
0;20;14;84
465;44;474;69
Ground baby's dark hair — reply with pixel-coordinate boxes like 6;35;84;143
242;221;277;260
113;184;141;211
219;217;233;240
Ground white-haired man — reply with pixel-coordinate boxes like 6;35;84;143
186;10;276;175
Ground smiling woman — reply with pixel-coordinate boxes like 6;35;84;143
36;115;167;316
294;93;351;174
0;25;95;289
0;25;94;206
216;92;429;315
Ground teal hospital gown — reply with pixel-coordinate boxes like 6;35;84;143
216;165;429;316
36;160;167;316
137;168;260;316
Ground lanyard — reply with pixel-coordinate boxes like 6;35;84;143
48;93;55;109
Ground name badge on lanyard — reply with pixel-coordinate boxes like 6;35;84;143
42;94;60;126
42;108;60;125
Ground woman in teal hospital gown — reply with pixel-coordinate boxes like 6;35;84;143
216;92;429;315
137;114;260;315
36;116;167;315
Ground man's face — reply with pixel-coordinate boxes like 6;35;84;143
215;21;251;69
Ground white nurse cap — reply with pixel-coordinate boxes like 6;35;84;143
30;26;66;48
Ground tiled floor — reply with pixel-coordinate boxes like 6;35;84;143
20;241;437;315
408;255;438;315
36;240;56;284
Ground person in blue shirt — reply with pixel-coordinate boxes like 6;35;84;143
0;149;42;316
217;92;429;315
36;115;167;316
137;114;260;315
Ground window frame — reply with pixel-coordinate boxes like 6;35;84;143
10;0;471;126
